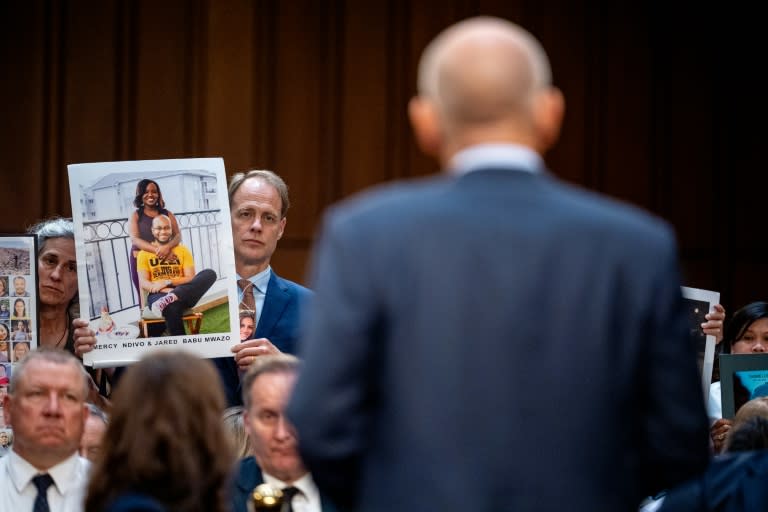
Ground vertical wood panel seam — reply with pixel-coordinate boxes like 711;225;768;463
126;1;138;159
196;0;208;156
648;12;662;216
331;0;346;204
251;0;276;168
385;1;396;182
113;1;124;160
587;3;603;192
250;0;261;168
44;0;67;215
318;0;344;211
183;1;195;156
41;0;55;214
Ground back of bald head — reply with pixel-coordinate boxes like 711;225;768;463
418;17;552;127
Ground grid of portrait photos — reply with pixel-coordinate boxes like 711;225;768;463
0;235;37;454
0;236;38;364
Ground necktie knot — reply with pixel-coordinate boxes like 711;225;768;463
32;474;54;512
281;486;300;512
32;474;54;493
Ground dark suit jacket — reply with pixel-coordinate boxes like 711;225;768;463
659;451;768;511
104;493;166;512
214;271;311;407
231;456;338;512
288;168;710;511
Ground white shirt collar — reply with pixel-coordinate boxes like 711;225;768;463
262;471;320;508
8;450;87;495
449;143;544;175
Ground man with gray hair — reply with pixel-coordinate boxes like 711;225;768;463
79;403;108;463
0;348;90;511
231;354;334;512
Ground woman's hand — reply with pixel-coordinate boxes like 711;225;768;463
72;317;96;358
703;304;726;343
711;417;733;453
155;243;173;260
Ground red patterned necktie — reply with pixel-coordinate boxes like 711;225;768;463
238;278;256;317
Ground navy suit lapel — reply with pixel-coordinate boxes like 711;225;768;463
236;457;264;495
235;457;338;512
254;272;289;339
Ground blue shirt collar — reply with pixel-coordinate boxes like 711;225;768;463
449;143;544;175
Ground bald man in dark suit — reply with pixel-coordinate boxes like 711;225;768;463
288;16;710;512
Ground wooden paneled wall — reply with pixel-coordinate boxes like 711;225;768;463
0;1;764;314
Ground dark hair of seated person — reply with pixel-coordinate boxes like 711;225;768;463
84;351;232;512
726;416;768;453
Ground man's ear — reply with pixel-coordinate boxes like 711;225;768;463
531;87;565;154
408;97;442;158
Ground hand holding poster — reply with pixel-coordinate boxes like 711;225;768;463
68;158;239;367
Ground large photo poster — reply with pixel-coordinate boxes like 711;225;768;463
681;285;720;403
68;158;239;367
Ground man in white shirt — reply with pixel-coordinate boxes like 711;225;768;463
0;348;90;512
231;354;333;512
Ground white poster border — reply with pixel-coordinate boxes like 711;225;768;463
681;285;720;405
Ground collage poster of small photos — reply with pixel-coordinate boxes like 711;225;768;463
0;234;38;447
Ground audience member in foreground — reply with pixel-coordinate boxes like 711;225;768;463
79;403;108;463
658;416;768;511
232;354;335;512
84;351;231;512
287;15;710;512
0;348;91;511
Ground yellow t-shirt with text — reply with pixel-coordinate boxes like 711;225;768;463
136;245;195;283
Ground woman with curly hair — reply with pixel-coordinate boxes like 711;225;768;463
84;351;232;512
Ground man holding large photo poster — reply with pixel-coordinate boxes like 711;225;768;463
212;170;312;407
73;168;311;407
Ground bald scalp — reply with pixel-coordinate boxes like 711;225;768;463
152;214;171;229
418;17;552;126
